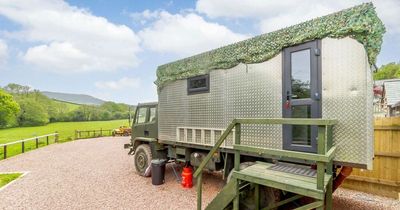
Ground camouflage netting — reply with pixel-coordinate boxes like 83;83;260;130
156;3;385;89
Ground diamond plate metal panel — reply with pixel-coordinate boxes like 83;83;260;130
159;37;373;169
322;37;373;169
159;55;283;149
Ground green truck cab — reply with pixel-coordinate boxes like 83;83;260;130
125;101;229;177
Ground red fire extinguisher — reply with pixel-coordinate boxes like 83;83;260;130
181;166;193;188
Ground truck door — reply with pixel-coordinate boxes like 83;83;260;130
133;106;148;139
132;105;158;139
282;40;321;153
145;106;158;138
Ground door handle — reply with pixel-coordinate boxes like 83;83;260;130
314;92;321;101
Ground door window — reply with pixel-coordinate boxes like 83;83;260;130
149;107;157;122
136;107;148;124
283;40;320;153
291;49;311;99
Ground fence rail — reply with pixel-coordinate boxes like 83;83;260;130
0;133;59;159
343;117;400;199
75;129;113;139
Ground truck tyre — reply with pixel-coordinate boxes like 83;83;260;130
134;144;152;177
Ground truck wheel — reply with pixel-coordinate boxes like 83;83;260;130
134;144;152;177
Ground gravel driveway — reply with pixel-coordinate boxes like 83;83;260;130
0;137;399;210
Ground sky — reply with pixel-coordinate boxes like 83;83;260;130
0;0;399;105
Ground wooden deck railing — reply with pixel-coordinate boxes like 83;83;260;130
0;133;59;159
193;118;337;210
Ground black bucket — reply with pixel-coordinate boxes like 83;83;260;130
151;159;166;185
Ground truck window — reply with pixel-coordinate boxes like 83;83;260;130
187;74;209;94
149;107;156;122
136;107;147;124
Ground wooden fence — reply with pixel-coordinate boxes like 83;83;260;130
0;133;59;159
75;129;113;139
342;117;400;199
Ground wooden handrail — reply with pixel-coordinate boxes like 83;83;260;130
195;118;337;210
0;133;58;147
194;118;338;178
1;132;59;160
235;118;338;126
193;122;235;178
233;145;336;163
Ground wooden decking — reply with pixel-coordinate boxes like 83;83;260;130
233;162;332;200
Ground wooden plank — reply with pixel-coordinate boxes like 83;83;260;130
262;194;303;210
234;163;331;189
233;145;334;163
293;201;323;210
346;175;400;187
0;133;58;147
235;118;337;126
374;151;400;158
374;126;400;131
249;163;328;185
233;171;326;200
205;178;237;210
194;122;235;178
234;124;241;171
197;174;202;210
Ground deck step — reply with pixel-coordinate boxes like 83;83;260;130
269;162;317;177
232;162;331;200
205;178;237;210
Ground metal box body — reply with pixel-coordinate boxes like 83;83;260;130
158;37;373;169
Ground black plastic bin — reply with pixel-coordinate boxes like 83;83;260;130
151;159;166;185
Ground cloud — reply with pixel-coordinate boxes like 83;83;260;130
0;39;7;65
0;0;141;73
196;0;400;35
137;10;248;56
95;77;141;90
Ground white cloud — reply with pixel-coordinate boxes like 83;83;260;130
0;0;141;73
138;10;248;56
0;39;7;65
130;9;163;25
196;0;400;35
95;77;141;90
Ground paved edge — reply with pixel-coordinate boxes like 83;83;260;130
0;171;30;192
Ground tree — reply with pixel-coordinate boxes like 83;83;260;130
0;89;20;128
373;62;400;80
18;98;49;126
3;83;31;94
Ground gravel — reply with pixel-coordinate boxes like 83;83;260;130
0;137;398;210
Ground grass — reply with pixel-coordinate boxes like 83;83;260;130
52;100;81;111
0;173;22;188
0;119;129;159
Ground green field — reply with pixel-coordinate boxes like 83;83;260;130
0;173;22;188
52;100;80;111
0;120;129;159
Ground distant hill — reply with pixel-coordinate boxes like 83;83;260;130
41;91;105;105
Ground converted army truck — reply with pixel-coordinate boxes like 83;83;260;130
125;3;384;209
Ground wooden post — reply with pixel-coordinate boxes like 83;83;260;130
46;136;49;145
36;137;39;148
254;184;260;210
3;145;6;159
100;128;103;137
22;141;25;153
197;174;202;210
316;126;326;190
233;123;241;210
75;130;78;140
55;132;59;143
